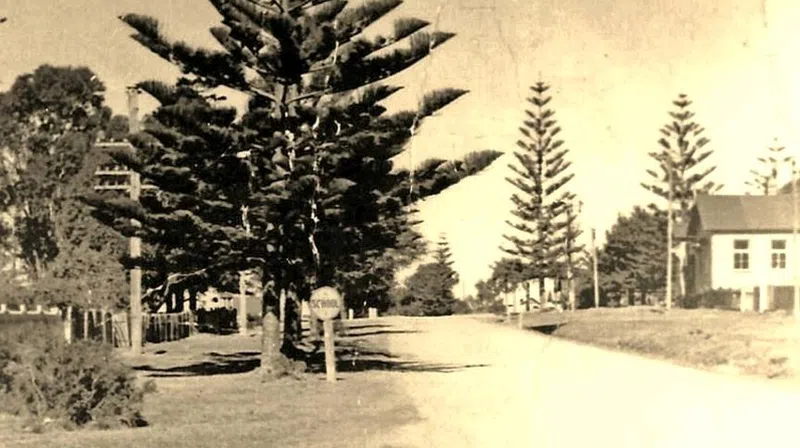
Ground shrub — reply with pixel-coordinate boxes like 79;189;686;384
678;289;736;310
196;308;238;333
451;299;472;315
1;336;154;431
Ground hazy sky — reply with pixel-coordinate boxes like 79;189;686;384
2;0;799;295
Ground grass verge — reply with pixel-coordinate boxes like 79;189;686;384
520;307;800;382
0;323;419;448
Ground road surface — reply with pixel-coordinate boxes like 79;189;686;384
368;315;800;447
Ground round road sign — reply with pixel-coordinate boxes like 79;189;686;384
309;286;342;320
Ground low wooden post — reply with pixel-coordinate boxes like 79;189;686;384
309;315;320;342
83;308;89;340
309;287;343;383
93;309;100;340
323;319;336;382
348;309;354;320
64;306;73;344
99;308;105;343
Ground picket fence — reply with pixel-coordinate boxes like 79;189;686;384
1;303;195;347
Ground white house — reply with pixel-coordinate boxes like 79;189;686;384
504;278;558;313
685;194;800;312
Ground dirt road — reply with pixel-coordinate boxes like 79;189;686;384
368;315;800;447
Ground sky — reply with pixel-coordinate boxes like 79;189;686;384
1;0;800;296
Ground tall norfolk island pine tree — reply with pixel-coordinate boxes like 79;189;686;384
642;94;720;219
503;82;581;309
746;143;788;195
641;94;720;299
88;0;501;377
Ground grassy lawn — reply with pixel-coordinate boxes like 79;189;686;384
0;321;419;448
520;307;800;381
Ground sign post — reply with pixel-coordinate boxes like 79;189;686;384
309;286;343;382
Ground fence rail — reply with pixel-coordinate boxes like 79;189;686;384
144;310;193;343
1;303;195;347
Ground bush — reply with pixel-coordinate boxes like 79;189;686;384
451;299;472;315
1;334;153;431
678;289;736;310
196;308;238;333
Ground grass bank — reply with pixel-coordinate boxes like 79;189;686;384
0;321;419;448
520;307;800;381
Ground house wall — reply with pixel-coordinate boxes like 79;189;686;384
710;233;800;291
504;278;558;312
689;237;713;293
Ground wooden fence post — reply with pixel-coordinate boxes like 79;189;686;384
101;308;108;343
83;308;89;340
64;305;73;344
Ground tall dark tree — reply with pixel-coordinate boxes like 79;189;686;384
642;94;720;219
746;143;788;195
503;82;578;306
91;0;501;377
598;205;674;305
401;235;459;316
642;94;720;301
433;232;454;269
0;66;127;306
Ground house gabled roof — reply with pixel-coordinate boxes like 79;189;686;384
691;194;800;234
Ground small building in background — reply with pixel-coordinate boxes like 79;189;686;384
685;194;800;312
504;278;559;313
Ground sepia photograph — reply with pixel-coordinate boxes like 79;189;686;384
1;0;800;446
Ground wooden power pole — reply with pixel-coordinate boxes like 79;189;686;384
666;153;674;310
591;228;599;308
792;159;799;317
93;87;147;355
127;87;143;355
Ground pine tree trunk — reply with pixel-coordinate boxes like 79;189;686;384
260;282;289;380
281;288;302;356
189;289;197;312
175;289;184;312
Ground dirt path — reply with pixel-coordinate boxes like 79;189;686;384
367;315;800;447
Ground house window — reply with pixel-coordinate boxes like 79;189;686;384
733;239;749;270
772;240;787;269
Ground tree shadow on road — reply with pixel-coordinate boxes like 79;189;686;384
132;338;487;377
525;324;563;335
306;346;489;374
132;351;260;377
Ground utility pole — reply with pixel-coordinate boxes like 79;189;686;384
792;158;799;317
666;152;674;310
93;86;146;355
565;201;582;312
591;228;599;308
127;87;143;355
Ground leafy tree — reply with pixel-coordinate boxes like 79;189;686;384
597;205;680;305
0;66;128;307
92;1;500;377
487;257;527;303
503;82;578;305
746;144;789;195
